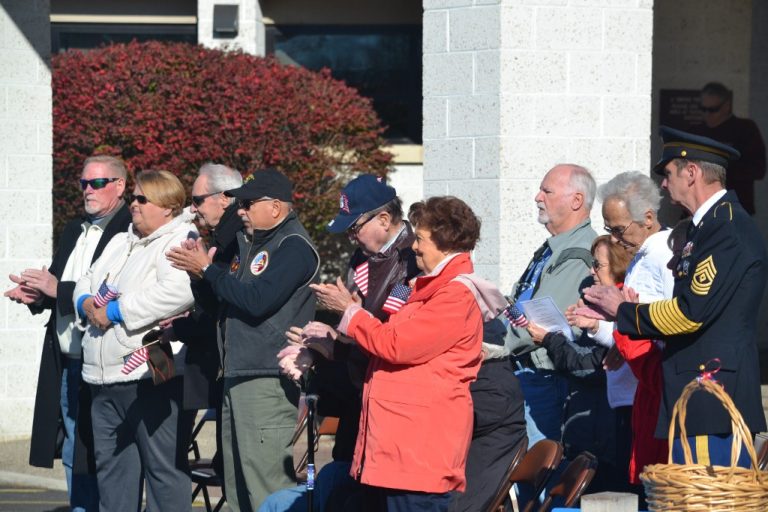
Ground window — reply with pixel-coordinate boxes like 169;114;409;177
51;23;197;53
267;25;422;144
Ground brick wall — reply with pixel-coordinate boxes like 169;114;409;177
0;0;52;440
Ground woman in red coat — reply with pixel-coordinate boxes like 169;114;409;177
310;196;485;511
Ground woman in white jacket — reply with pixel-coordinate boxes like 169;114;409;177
74;169;197;512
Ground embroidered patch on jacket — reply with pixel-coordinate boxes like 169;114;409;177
691;255;716;296
250;251;269;275
230;255;240;274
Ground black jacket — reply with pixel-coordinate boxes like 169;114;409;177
172;203;242;409
29;204;131;469
452;358;527;512
616;191;768;437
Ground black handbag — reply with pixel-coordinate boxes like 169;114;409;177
142;329;175;385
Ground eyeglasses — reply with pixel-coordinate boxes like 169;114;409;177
603;222;633;238
347;214;376;236
592;260;608;272
191;191;220;207
80;177;120;190
129;194;150;205
239;197;273;210
700;102;726;113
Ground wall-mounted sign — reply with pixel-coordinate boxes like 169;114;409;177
660;89;704;130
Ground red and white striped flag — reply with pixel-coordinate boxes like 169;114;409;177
352;261;369;296
382;283;412;314
121;346;149;375
504;303;529;328
93;280;118;308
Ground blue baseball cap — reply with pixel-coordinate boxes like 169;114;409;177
653;126;741;175
327;175;397;233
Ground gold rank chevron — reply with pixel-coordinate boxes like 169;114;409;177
691;255;717;296
648;298;702;335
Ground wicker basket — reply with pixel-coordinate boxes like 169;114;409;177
640;377;768;511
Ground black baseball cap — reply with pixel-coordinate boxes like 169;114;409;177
225;167;293;202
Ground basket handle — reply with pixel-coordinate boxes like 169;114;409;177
667;377;762;480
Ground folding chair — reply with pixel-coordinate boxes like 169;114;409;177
486;439;564;512
189;409;225;512
755;433;768;471
537;451;597;512
485;438;528;512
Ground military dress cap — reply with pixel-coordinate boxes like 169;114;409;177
327;174;396;233
225;167;293;202
653;126;741;175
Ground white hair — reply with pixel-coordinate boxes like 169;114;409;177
198;163;243;205
564;164;596;210
598;171;661;222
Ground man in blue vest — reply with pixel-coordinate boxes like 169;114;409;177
167;168;320;511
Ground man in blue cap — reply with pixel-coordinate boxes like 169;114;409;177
267;174;420;511
584;126;767;467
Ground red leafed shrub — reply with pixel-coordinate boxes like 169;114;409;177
53;41;392;275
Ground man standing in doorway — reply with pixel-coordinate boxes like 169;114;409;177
690;82;766;215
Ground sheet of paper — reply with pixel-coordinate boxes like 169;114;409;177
520;296;574;341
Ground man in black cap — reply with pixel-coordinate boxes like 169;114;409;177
583;126;767;468
168;167;320;511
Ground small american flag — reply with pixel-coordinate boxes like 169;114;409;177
382;283;411;314
121;346;149;375
353;261;369;296
504;303;529;327
93;280;118;308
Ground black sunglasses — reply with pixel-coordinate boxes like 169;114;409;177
129;194;150;205
603;222;633;238
239;197;273;210
192;191;220;207
700;102;726;113
80;177;120;190
592;260;607;271
347;214;377;236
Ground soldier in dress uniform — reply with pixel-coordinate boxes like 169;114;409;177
583;126;767;468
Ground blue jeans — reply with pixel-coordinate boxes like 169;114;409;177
61;357;99;512
514;367;568;445
257;461;354;512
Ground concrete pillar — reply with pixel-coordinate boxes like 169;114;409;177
423;0;654;289
0;0;52;439
197;0;265;56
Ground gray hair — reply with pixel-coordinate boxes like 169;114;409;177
598;171;661;222
673;159;726;187
198;163;243;205
563;164;596;210
83;155;128;179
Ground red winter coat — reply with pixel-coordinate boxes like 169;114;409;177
613;330;668;483
341;253;483;493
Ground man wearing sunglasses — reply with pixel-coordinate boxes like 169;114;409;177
160;163;243;480
689;82;766;215
167;167;320;511
4;155;131;512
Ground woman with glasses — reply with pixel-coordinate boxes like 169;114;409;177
74;169;197;512
301;196;489;511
